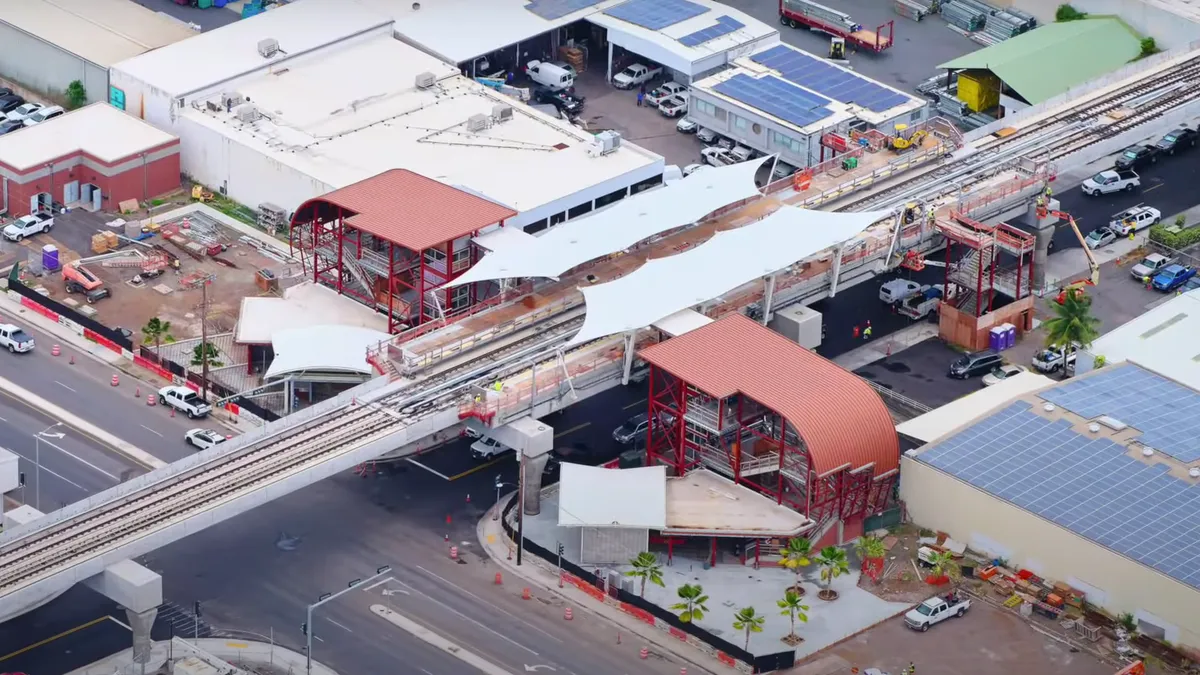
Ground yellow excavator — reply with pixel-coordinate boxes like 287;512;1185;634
1047;208;1099;304
890;124;928;152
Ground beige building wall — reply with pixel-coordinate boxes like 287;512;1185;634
900;456;1200;650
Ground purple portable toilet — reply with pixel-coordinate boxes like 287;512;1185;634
1004;323;1017;349
42;244;59;271
989;326;1005;352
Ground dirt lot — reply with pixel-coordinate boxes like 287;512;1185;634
14;209;293;342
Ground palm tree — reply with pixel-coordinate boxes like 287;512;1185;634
854;535;887;583
141;317;172;354
1043;290;1100;375
191;341;224;369
927;550;961;586
814;546;850;601
669;583;709;623
779;537;812;595
776;590;809;645
624;552;664;597
732;606;765;651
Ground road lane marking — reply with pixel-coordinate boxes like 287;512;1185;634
326;618;354;633
415;566;564;644
1144;183;1163;193
39;437;120;481
314;636;325;642
0;616;108;662
553;423;590;439
448;455;507;482
371;605;520;675
407;457;451;480
108;615;132;631
140;425;163;437
55;381;77;393
394;580;539;655
622;398;646;410
9;447;87;490
363;576;395;591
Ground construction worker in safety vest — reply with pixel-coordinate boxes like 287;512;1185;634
1035;195;1046;209
1129;230;1136;241
863;321;873;340
1143;275;1152;289
493;381;503;393
1044;184;1053;199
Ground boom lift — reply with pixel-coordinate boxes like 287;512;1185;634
1047;209;1099;303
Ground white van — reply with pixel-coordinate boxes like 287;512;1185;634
526;60;574;92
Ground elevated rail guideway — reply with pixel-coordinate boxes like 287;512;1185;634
3;43;1200;621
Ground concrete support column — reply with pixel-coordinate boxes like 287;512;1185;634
125;607;157;665
828;244;845;298
761;274;777;325
1029;198;1060;292
606;41;614;83
522;452;551;516
620;329;637;385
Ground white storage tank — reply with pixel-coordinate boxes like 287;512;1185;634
770;304;823;349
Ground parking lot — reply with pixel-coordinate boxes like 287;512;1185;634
853;337;982;408
794;601;1120;675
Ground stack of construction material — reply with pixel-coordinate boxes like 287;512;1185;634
983;11;1027;40
894;0;929;22
558;45;586;74
941;0;987;32
1005;7;1037;29
91;231;119;254
782;0;860;33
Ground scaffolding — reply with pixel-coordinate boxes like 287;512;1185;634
936;211;1036;317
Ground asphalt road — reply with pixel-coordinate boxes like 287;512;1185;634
128;0;240;31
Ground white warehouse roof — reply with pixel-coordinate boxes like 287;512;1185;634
0;0;197;67
111;0;393;98
896;371;1055;445
236;282;388;344
559;464;668;529
0;103;177;171
1082;289;1200;391
265;325;391;380
179;34;661;223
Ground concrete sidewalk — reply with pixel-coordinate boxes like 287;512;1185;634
477;502;719;674
833;322;940;372
65;636;338;675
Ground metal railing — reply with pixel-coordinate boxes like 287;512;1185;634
796;144;946;209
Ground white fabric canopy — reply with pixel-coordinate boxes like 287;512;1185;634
265;325;392;379
558;463;667;528
447;157;770;287
568;207;891;346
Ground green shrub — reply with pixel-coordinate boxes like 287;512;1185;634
1055;4;1087;21
1149;223;1200;249
65;80;87;109
1140;37;1159;58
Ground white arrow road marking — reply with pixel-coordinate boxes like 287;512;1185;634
371;605;517;675
381;588;410;597
524;666;557;672
326;618;353;633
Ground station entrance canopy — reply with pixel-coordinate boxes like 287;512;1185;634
447;157;768;287
567;206;890;346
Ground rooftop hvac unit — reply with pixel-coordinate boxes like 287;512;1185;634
257;38;280;58
235;104;260;123
221;92;245;109
415;71;437;89
492;104;513;123
466;114;489;132
587;130;622;157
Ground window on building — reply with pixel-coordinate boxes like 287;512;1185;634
594;187;628;209
910;110;923;122
451;246;471;273
734;115;748;131
695;99;716;117
549;211;567;227
525;219;549;234
568;201;593;219
423;247;447;272
630;174;663;195
449;284;471;311
770;130;803;155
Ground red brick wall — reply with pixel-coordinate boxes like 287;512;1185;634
5;150;180;217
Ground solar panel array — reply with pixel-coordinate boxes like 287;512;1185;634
525;0;607;20
604;0;709;30
750;44;912;113
920;400;1200;589
1040;363;1200;463
712;74;834;128
678;15;746;47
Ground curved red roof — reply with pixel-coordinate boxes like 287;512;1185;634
638;314;899;476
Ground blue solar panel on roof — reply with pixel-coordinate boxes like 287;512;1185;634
604;0;709;30
749;44;912;113
1039;363;1200;463
919;399;1200;591
678;15;746;47
712;74;834;128
525;0;607;20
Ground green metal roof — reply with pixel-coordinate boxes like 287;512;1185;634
939;19;1142;105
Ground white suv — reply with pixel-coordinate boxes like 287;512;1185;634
158;385;213;418
185;428;227;450
470;436;512;461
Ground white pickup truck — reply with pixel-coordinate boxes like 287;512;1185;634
904;591;971;631
3;210;53;241
897;287;943;320
613;63;662;89
1081;169;1140;196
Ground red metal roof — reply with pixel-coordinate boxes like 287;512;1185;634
639;314;899;476
314;169;517;251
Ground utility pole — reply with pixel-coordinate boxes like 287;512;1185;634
192;274;217;401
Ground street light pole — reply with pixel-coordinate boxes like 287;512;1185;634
305;565;391;675
33;422;64;511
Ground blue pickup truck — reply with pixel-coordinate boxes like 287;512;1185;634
1152;264;1197;292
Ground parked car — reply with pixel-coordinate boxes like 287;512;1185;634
729;145;754;162
646;82;686;106
0;323;34;353
682;163;706;177
1152;264;1196;292
0;120;21;136
1080;169;1139;196
949;350;1004;379
612;63;662;89
185;428;228;451
2;210;54;241
1032;347;1076;374
548;61;578;79
158;386;212;418
897;287;943;320
1084;227;1117;249
982;364;1027;386
4;102;42;123
658;95;687;118
676;116;698;133
533;86;584;116
772;161;799;181
1113;144;1159;170
904;591;971;632
469;436;512;460
22;105;64;127
1109;205;1160;236
1156;127;1197;155
1130;253;1172;280
526;60;575;92
613;412;673;445
701;146;735;167
879;279;924;304
0;94;24;114
696;127;718;144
